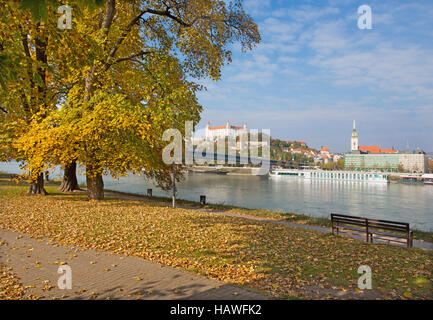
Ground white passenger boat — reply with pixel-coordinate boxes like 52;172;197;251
270;169;389;183
269;169;306;177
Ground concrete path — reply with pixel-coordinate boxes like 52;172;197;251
0;228;268;300
106;191;433;251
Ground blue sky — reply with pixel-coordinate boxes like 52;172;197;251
195;0;433;153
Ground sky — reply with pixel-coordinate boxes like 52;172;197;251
195;0;433;153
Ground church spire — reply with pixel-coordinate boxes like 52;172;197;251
351;120;359;151
352;120;358;138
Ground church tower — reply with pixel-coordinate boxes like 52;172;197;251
351;120;358;151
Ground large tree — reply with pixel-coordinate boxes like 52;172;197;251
0;2;64;194
3;0;260;200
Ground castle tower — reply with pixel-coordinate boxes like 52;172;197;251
351;120;358;151
205;121;210;140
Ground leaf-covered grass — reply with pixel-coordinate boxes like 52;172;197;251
1;180;432;299
107;189;433;243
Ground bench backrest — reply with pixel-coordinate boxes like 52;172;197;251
366;218;409;233
331;213;410;233
331;214;367;228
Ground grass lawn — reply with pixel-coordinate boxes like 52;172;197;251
0;178;432;299
107;189;433;243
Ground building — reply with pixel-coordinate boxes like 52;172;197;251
352;121;397;154
205;121;247;141
320;147;330;155
351;120;358;151
344;153;399;171
344;121;428;173
398;150;429;173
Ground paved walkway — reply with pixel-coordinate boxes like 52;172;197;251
0;228;268;300
106;191;433;251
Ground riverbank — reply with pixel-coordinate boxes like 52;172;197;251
105;189;433;244
2;164;432;233
0;177;432;299
1;171;432;243
187;166;263;175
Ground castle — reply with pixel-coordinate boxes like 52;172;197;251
205;121;248;141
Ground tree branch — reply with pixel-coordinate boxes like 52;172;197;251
103;4;193;72
101;0;116;38
144;7;192;27
114;50;152;64
0;106;8;114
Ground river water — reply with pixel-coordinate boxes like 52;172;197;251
1;161;432;232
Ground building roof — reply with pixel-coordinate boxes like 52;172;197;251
359;146;380;153
209;125;245;131
321;147;330;152
399;149;426;155
207;121;246;131
359;146;397;154
209;126;226;130
380;148;397;154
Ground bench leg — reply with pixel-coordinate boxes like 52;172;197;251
332;226;338;235
408;231;413;248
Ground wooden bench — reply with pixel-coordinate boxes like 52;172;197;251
331;213;413;248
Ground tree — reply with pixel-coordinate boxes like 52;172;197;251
59;162;79;192
12;0;260;200
0;2;62;194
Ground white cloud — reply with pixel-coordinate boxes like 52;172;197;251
197;1;433;151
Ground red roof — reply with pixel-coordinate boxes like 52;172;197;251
359;146;396;154
380;148;397;154
321;147;330;152
209;125;245;131
359;146;380;153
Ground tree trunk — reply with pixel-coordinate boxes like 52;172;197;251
172;170;176;208
86;171;104;200
59;162;80;192
28;173;47;195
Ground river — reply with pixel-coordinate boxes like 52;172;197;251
1;161;432;232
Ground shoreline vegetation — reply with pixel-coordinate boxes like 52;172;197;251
0;173;432;300
1;171;433;243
